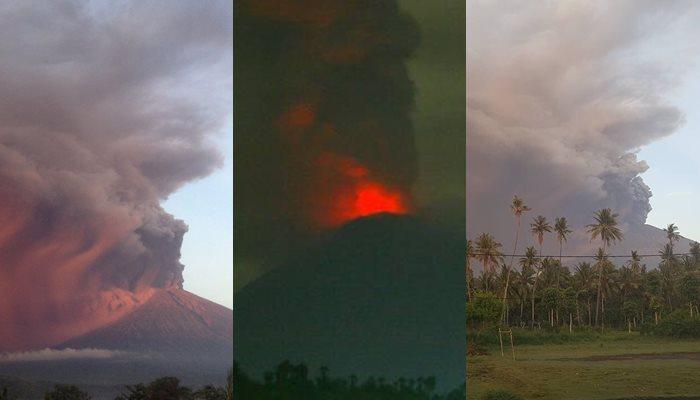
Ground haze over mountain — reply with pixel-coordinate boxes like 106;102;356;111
467;0;700;263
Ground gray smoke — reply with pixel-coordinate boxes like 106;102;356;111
0;0;231;348
467;0;699;248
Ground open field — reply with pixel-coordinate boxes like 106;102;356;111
468;331;700;400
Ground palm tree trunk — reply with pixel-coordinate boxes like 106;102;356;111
531;244;543;329
502;218;521;324
466;257;472;302
550;309;553;327
531;277;538;329
601;294;605;332
530;282;536;329
520;300;524;322
576;304;581;326
558;239;562;289
484;261;490;291
587;299;591;326
595;242;606;328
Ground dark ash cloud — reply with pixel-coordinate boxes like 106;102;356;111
0;0;231;350
467;1;698;249
234;0;421;289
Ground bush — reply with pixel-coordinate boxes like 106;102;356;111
44;385;91;400
481;389;524;400
644;309;700;338
472;327;600;347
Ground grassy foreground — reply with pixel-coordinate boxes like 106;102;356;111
468;330;700;400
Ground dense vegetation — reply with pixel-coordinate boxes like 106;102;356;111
467;195;700;341
233;361;465;400
5;363;464;399
0;372;232;400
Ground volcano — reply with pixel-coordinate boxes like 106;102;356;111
58;288;232;358
0;289;232;399
233;214;464;391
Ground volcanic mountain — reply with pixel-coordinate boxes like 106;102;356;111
58;288;232;358
0;289;232;398
233;214;464;391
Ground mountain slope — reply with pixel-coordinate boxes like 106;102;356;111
59;288;232;360
234;214;465;391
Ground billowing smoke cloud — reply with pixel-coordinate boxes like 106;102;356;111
0;1;231;349
234;1;420;289
467;1;699;251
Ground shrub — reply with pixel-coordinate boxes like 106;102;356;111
44;385;91;400
645;309;700;338
481;389;524;400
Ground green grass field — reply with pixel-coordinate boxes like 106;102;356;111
468;330;700;400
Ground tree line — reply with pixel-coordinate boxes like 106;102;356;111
0;370;233;400
467;195;700;332
233;361;465;400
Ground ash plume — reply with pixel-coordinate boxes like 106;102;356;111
467;1;699;248
0;1;231;349
234;0;420;289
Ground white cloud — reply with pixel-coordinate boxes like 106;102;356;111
0;348;126;362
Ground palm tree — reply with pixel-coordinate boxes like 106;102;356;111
474;233;504;291
554;217;572;288
508;270;530;325
502;196;531;324
618;265;640;315
574;262;595;325
598;256;616;330
587;208;623;328
529;216;551;329
659;243;678;308
520;246;538;272
530;215;552;255
466;240;474;302
664;223;681;251
628;251;643;275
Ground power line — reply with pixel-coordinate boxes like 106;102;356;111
469;252;697;258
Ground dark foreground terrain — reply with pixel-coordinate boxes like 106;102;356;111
0;289;232;399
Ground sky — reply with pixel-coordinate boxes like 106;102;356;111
464;1;700;262
641;69;700;242
164;118;233;308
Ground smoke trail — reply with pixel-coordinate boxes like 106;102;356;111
0;0;231;350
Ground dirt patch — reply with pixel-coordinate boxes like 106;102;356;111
561;352;700;362
610;397;700;400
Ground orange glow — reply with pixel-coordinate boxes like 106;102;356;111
310;152;410;228
353;183;407;217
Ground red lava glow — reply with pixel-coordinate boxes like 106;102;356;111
312;152;410;228
353;183;406;217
